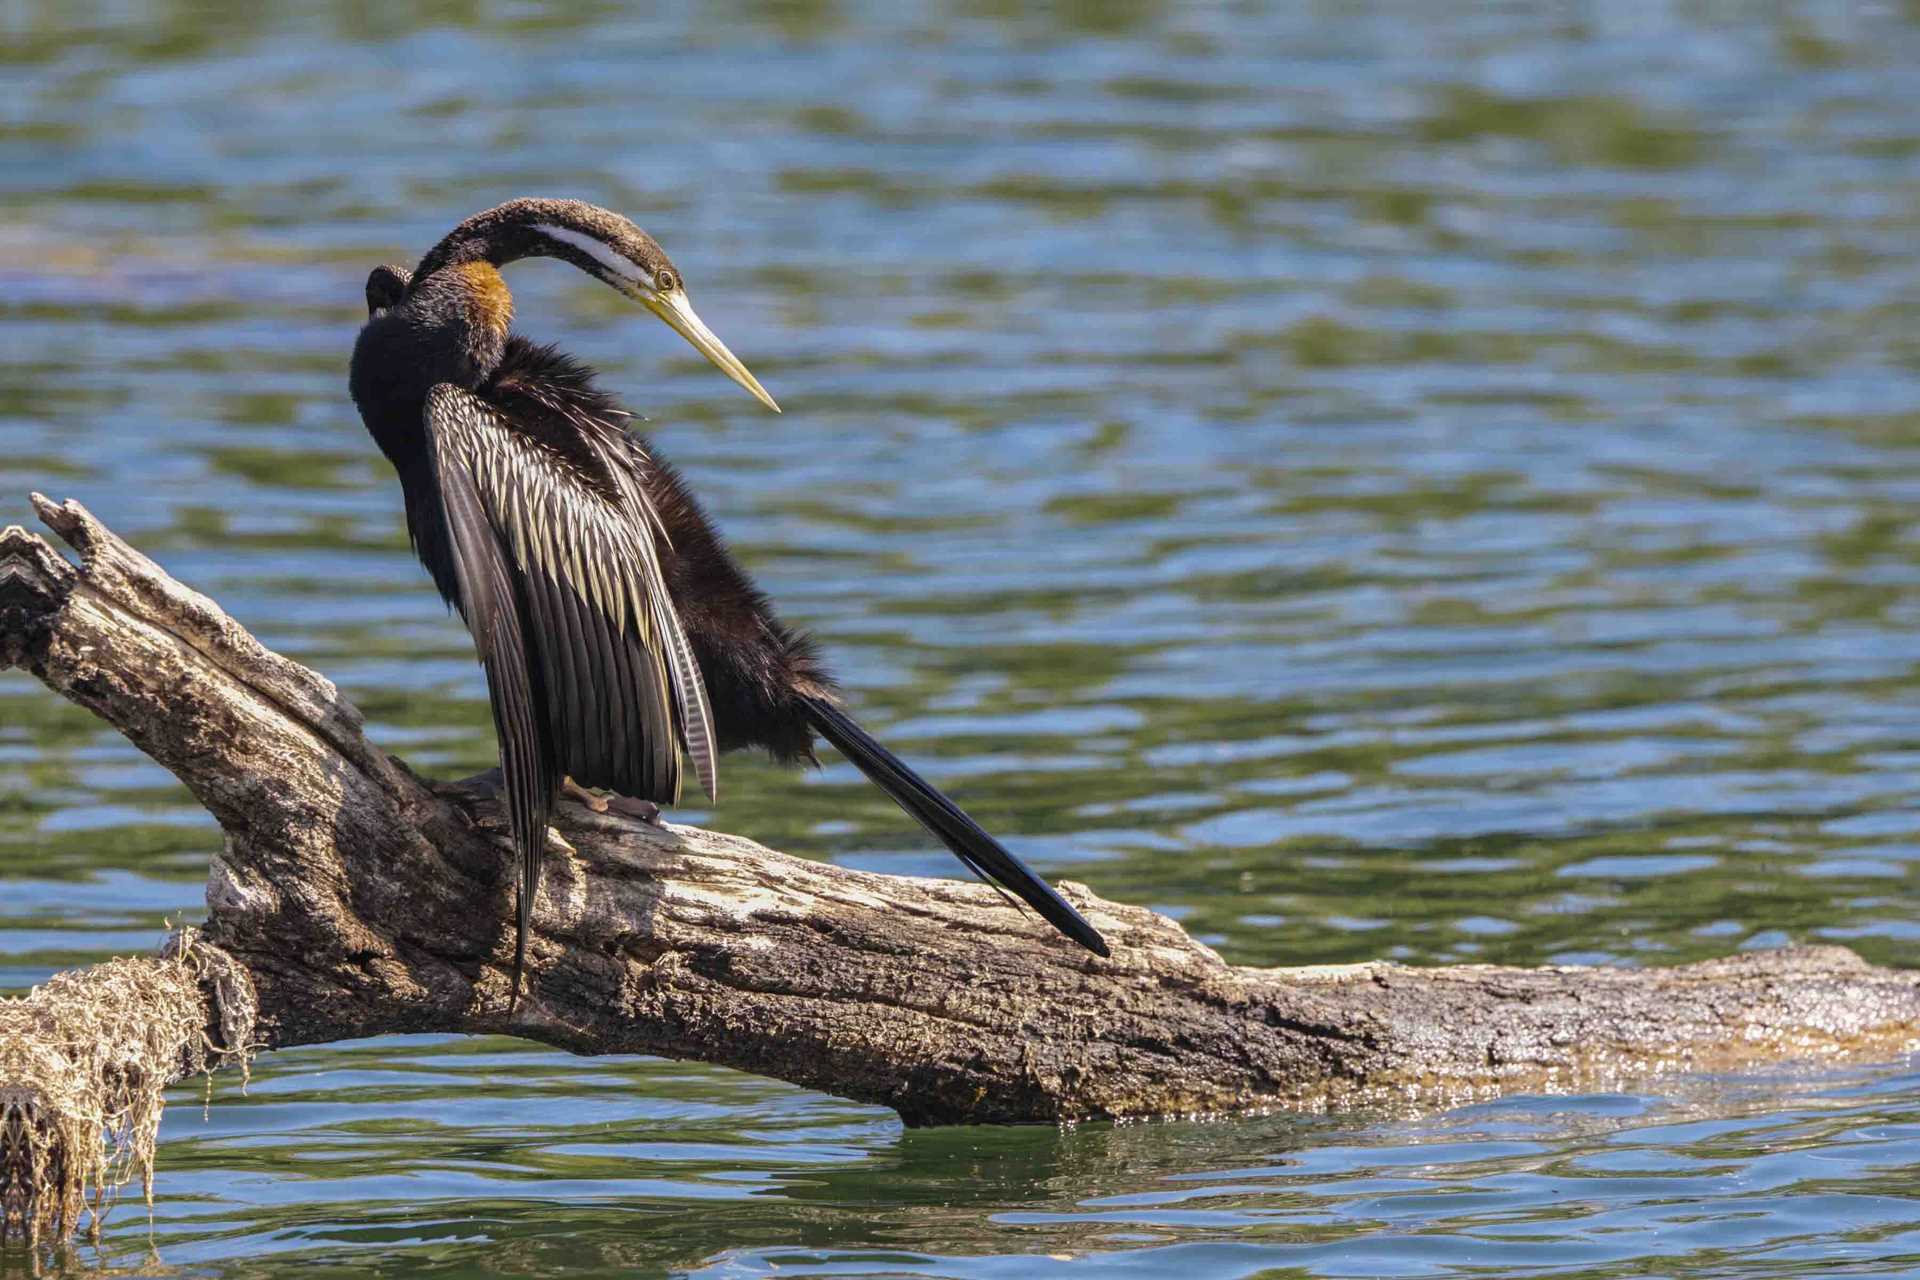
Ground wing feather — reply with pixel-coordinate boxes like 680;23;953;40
427;445;551;1001
602;432;719;803
423;383;714;811
421;381;718;1006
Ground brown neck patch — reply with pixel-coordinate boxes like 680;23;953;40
454;261;514;337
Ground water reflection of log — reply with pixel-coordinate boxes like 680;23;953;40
5;492;1919;1243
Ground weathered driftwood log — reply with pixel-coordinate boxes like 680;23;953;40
5;492;1920;1237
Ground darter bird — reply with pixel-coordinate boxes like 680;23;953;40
348;198;1108;1005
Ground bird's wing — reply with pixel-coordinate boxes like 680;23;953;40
423;383;717;809
418;406;551;997
574;413;719;805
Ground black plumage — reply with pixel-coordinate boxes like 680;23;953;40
348;198;1109;1005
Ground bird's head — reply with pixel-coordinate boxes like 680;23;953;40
408;197;779;412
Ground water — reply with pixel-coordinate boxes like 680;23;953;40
6;1;1920;1274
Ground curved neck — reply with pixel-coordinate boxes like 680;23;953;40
412;197;625;279
413;217;544;280
409;198;672;299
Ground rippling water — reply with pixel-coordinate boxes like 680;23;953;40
7;3;1920;1275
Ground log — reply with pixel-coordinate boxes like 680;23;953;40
4;492;1919;1241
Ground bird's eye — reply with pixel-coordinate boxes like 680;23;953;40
654;269;679;293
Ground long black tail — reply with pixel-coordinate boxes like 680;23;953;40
803;696;1110;957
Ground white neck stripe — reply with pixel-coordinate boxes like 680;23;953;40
532;222;649;287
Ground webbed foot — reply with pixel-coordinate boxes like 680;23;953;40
562;777;663;825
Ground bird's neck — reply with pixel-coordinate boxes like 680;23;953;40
412;215;548;280
447;262;513;347
348;262;514;469
406;261;513;378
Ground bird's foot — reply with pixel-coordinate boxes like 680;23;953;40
602;795;663;825
562;777;662;825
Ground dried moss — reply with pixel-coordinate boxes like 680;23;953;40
0;930;255;1248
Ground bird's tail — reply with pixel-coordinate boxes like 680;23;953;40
801;696;1110;957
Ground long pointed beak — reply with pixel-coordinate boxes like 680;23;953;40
639;287;781;413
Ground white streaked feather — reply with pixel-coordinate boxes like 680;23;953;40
424;383;714;802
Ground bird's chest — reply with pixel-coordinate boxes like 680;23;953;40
348;318;496;472
397;462;467;612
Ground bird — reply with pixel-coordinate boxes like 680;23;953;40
348;197;1109;1005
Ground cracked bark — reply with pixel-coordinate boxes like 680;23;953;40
3;491;1919;1196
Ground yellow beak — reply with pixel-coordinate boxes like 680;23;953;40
639;286;781;413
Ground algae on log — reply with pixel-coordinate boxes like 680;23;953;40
3;493;1919;1242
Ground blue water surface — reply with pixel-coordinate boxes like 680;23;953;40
6;2;1920;1275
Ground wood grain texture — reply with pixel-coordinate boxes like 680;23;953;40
4;494;1918;1136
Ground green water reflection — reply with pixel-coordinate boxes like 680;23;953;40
8;1;1920;1275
